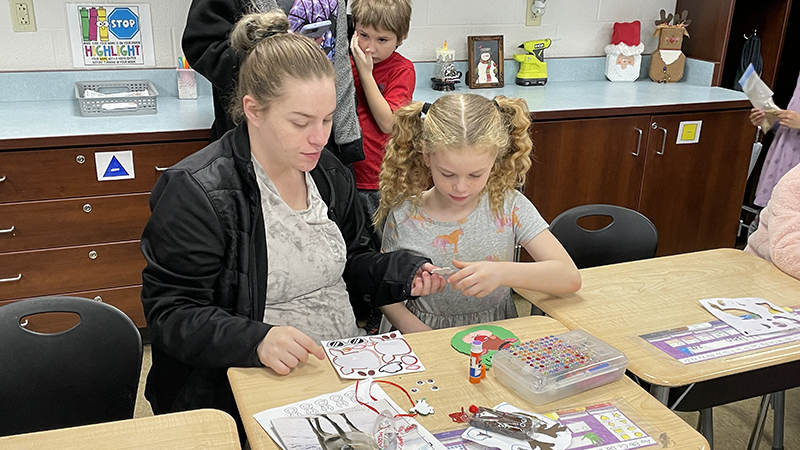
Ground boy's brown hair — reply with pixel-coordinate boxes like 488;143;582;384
351;0;412;42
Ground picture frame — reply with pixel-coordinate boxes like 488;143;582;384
467;35;504;89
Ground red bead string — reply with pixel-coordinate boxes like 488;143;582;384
354;379;418;418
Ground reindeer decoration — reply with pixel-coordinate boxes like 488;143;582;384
649;9;691;83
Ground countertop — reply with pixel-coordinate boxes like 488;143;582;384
0;79;748;148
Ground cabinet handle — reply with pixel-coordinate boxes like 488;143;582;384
0;175;5;182
0;225;14;234
632;128;643;156
656;127;668;155
0;274;22;283
155;166;170;172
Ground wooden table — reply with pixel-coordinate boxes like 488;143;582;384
0;409;240;449
229;316;709;449
516;249;800;400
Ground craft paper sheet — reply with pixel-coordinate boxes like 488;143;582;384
699;297;800;336
253;379;446;450
462;403;656;450
641;306;800;364
322;332;426;379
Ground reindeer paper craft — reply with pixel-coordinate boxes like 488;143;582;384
649;9;690;83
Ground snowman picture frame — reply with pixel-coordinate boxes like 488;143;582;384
468;35;504;89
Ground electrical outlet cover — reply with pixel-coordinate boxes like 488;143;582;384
525;0;542;26
9;0;36;32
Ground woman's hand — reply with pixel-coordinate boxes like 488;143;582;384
409;263;446;296
257;327;325;375
750;108;765;127
448;260;503;298
777;109;800;129
350;33;373;76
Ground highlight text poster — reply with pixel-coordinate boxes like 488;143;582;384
66;4;155;68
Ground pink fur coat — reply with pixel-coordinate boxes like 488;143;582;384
745;164;800;280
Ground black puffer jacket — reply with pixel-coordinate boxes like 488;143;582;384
140;123;427;431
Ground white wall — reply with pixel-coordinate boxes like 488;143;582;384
0;0;676;71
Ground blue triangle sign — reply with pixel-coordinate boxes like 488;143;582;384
103;156;129;177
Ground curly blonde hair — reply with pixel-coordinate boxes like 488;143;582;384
375;93;532;226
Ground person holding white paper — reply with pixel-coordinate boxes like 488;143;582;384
749;71;800;207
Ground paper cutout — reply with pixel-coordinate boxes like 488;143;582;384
699;297;800;336
254;380;446;450
322;332;425;379
451;325;519;367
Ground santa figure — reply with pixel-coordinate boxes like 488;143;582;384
604;21;645;82
475;47;498;84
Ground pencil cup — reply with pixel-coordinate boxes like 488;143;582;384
176;68;197;100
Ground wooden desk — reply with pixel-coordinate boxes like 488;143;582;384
229;316;708;450
0;409;240;449
516;248;800;403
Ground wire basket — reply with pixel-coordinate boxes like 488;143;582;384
74;80;158;116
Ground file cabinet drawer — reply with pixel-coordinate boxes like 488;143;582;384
0;193;150;252
0;141;203;203
0;241;145;301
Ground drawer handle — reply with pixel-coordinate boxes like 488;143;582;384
0;274;22;283
632;127;643;156
656;127;668;155
0;225;14;234
155;166;170;172
0;175;6;182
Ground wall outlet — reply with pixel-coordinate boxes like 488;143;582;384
9;0;36;32
525;0;542;26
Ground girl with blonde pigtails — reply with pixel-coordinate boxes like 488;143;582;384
375;93;581;333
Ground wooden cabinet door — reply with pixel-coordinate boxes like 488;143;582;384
638;109;751;256
0;193;150;252
0;241;145;301
0;140;205;203
526;116;651;222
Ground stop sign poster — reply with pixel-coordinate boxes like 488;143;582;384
66;4;155;67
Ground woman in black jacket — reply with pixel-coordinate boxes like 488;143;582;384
141;10;443;439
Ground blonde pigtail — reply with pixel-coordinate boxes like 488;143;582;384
482;96;533;218
374;101;430;227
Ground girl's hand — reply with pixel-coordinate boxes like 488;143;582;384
448;260;502;298
749;108;765;127
350;33;373;75
776;109;800;129
410;263;447;296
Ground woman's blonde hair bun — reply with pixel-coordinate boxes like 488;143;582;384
230;10;290;54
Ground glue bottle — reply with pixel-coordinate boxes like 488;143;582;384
469;339;484;384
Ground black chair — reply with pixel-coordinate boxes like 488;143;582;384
549;204;658;269
0;296;142;437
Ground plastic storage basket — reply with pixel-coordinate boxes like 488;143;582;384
74;80;158;116
493;329;628;405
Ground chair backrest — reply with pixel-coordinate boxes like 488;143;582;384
0;296;142;437
549;204;658;269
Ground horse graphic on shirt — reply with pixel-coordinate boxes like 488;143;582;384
432;228;464;253
493;207;522;233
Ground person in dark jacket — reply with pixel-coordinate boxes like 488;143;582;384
142;10;444;441
183;0;364;165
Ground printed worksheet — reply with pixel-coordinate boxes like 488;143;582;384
321;331;426;379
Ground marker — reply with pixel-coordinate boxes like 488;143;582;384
470;339;483;384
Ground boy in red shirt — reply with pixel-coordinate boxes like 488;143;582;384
350;0;415;224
